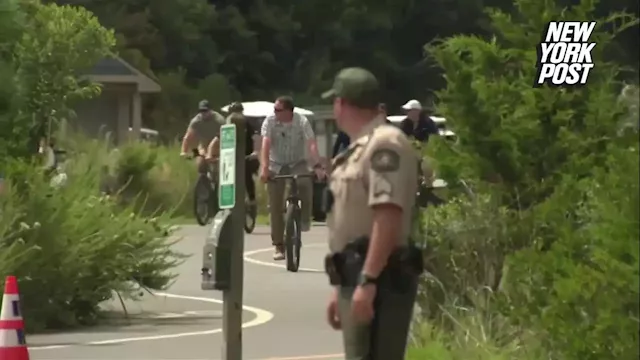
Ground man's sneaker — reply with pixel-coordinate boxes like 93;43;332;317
273;246;285;261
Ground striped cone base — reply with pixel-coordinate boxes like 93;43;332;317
0;345;29;360
0;328;29;360
0;276;29;360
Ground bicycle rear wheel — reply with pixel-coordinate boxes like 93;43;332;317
284;203;301;272
194;174;213;226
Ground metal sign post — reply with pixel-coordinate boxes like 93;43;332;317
218;120;246;360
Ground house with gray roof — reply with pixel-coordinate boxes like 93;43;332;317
71;56;160;144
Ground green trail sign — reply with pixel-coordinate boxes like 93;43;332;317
218;124;236;209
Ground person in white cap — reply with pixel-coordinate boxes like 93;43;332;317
399;99;439;143
400;99;439;199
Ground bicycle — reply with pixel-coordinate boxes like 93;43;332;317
188;149;219;226
416;177;446;208
269;172;316;272
244;193;257;234
244;153;259;234
189;149;259;230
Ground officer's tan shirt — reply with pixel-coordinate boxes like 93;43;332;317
327;117;418;253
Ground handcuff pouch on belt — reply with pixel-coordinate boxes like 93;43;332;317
324;236;424;292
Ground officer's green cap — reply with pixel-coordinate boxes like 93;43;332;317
321;67;381;108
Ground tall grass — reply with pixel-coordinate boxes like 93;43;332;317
407;302;544;360
60;134;197;218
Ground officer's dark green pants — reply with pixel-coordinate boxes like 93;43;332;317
337;280;418;360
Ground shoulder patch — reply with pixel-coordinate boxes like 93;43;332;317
370;148;400;172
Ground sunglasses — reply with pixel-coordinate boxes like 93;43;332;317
274;107;285;113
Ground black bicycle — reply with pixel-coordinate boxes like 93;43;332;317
270;172;316;272
244;194;257;233
189;149;218;226
244;154;259;234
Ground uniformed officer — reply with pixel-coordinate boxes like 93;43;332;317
321;67;419;360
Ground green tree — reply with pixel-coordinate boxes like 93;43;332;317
427;0;638;209
12;0;115;157
0;0;24;159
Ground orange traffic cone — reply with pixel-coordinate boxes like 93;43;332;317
0;276;29;360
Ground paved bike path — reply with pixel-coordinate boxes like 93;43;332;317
28;225;343;360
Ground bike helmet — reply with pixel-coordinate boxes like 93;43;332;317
228;102;244;113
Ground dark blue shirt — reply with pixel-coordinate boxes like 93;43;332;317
332;131;350;157
400;115;439;143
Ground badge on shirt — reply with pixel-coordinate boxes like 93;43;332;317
370;148;400;172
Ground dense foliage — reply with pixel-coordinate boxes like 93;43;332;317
0;0;182;331
411;0;639;358
0;155;182;330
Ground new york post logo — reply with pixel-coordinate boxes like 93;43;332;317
535;21;596;87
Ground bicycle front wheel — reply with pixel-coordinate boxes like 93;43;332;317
284;203;301;272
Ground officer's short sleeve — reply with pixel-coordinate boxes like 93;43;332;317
366;128;417;210
261;115;274;138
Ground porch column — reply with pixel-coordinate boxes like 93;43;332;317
131;90;142;141
117;91;131;144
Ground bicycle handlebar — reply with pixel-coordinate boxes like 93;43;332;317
187;149;255;161
269;173;316;181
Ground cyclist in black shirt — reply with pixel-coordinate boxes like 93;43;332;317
227;102;259;205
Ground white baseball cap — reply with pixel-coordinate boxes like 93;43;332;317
401;99;422;110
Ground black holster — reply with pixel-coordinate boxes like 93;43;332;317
324;236;424;293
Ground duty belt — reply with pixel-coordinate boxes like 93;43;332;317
324;236;424;292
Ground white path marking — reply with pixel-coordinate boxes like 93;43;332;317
150;312;185;319
243;244;325;272
29;292;274;351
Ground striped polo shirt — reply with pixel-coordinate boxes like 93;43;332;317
260;112;315;173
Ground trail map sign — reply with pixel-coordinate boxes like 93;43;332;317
218;124;236;209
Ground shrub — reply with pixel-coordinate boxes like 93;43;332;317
105;139;196;218
417;194;528;320
415;0;639;358
0;153;184;331
114;141;159;193
504;145;639;360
